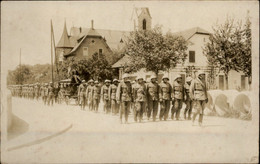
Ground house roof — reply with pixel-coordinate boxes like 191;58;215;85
68;27;130;51
112;55;131;68
173;27;210;40
57;22;74;48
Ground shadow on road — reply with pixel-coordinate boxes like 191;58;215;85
7;124;73;152
8;114;29;141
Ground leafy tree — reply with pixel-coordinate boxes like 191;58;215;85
204;15;252;90
241;12;252;89
125;25;188;76
86;52;114;81
7;65;31;85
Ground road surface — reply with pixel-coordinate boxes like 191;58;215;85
1;97;259;163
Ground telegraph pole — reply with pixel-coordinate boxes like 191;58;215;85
51;20;54;84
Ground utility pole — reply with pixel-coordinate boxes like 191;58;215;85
19;48;22;85
51;20;54;84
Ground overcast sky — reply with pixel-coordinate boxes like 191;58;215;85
1;1;258;73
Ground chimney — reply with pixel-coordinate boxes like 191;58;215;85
91;20;94;29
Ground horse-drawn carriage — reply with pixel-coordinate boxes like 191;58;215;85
58;75;81;105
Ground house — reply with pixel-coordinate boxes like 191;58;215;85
56;20;130;62
112;9;249;91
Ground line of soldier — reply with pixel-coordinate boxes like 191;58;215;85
9;82;61;106
77;71;208;126
9;70;208;126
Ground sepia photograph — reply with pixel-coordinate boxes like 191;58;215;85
1;1;259;163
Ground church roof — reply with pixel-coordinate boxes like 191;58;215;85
57;22;74;48
173;27;210;40
131;7;152;20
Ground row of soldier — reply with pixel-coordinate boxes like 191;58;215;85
77;71;208;125
9;70;208;126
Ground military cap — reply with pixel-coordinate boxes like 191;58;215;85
197;70;205;76
150;75;157;80
122;73;129;79
113;79;118;82
82;80;86;83
88;79;94;83
174;74;182;80
105;79;110;83
94;80;99;84
162;75;169;80
137;75;144;80
186;77;193;82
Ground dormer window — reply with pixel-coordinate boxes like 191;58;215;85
143;19;146;30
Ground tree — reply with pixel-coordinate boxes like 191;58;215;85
241;12;252;89
204;15;252;90
204;17;241;90
125;25;188;76
7;65;31;85
86;52;114;81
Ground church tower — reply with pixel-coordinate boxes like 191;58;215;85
56;21;73;62
131;7;152;31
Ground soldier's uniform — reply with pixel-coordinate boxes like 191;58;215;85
93;81;101;112
171;75;184;120
43;84;49;105
147;76;159;121
109;79;119;114
101;80;111;114
58;84;65;104
116;74;132;124
184;77;193;120
159;75;172;121
189;71;208;126
47;82;54;106
78;80;87;110
133;76;147;123
86;80;94;111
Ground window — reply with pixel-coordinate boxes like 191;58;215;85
143;19;146;30
189;51;195;63
99;49;102;55
83;47;88;56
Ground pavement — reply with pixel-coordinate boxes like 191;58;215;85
1;97;259;163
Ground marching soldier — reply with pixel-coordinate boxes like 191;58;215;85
58;83;65;104
93;81;101;112
171;74;184;120
189;71;208;126
53;82;60;104
133;76;147;123
184;77;193;120
116;74;132;124
78;80;87;110
86;79;95;111
147;75;159;121
159;75;172;121
109;79;119;115
101;80;111;114
47;82;54;106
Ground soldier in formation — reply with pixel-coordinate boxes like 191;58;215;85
92;81;101;112
146;75;159;121
133;76;147;123
171;74;184;120
116;74;132;124
189;71;208;126
109;79;119;115
159;75;172;121
101;80;111;114
9;71;210;126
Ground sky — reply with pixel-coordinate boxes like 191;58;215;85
1;1;258;73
